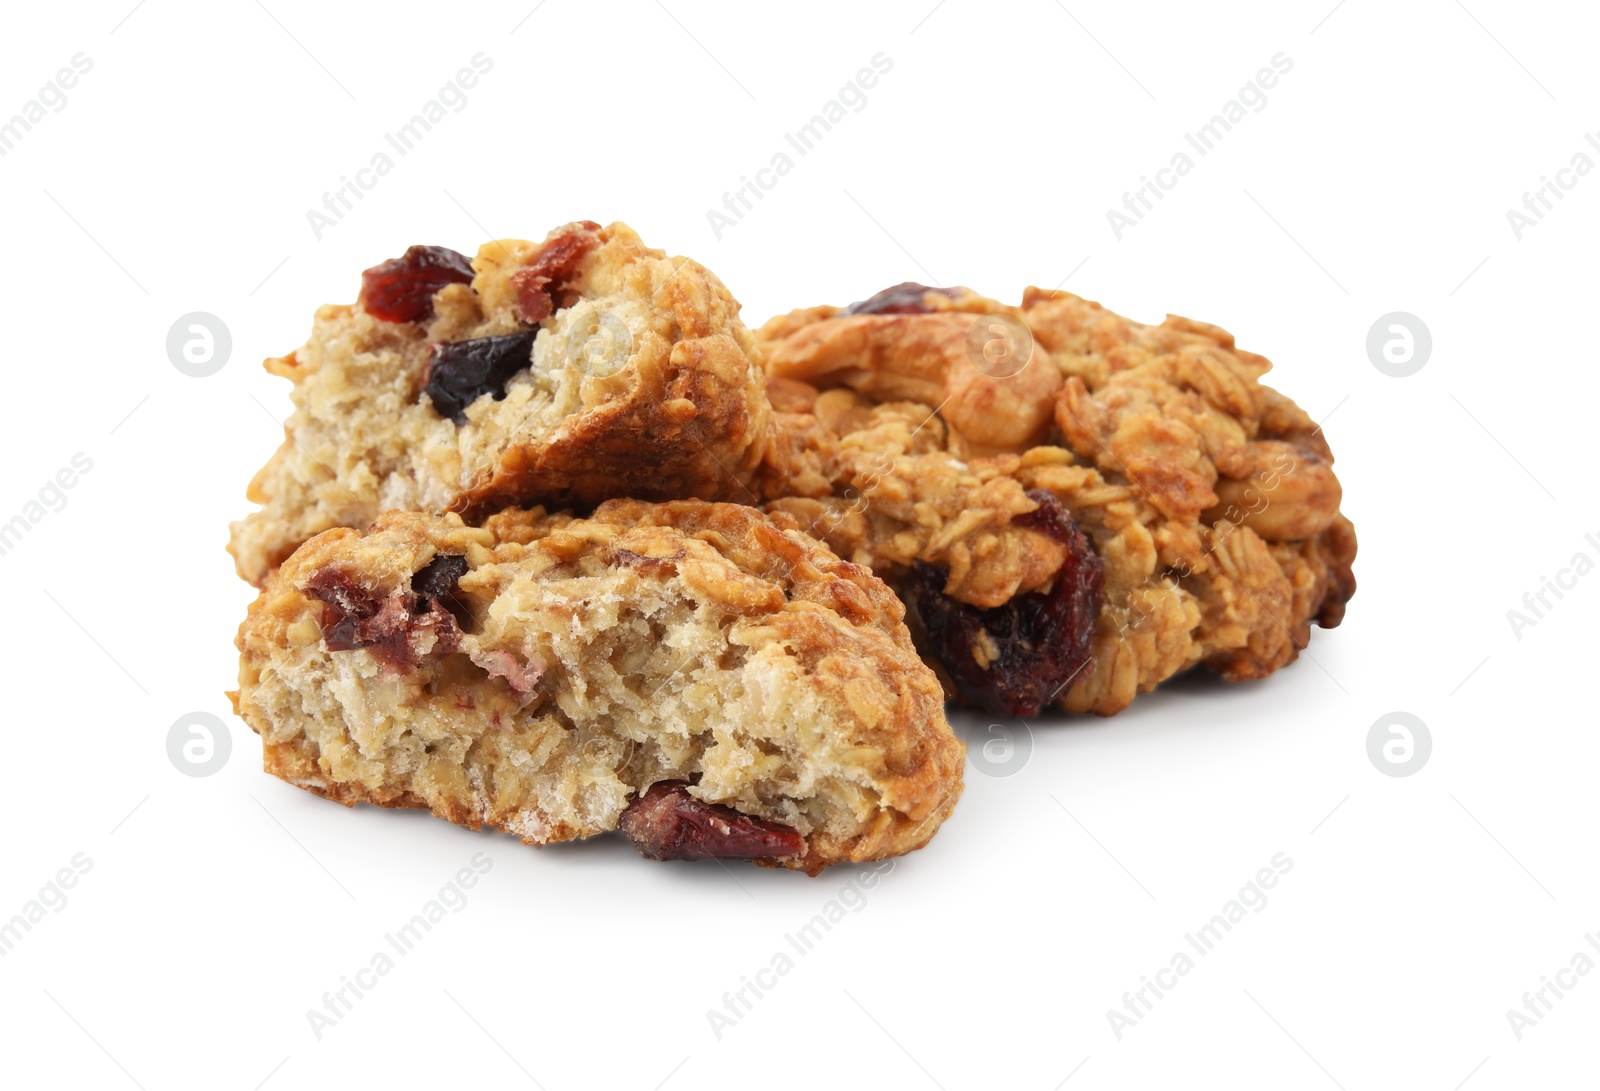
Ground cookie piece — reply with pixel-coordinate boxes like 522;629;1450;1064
229;222;772;587
756;286;1355;717
231;500;964;874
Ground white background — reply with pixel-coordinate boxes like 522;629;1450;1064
1;1;1595;1088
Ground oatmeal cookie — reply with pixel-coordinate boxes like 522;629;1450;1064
755;285;1355;717
229;222;771;587
231;500;964;873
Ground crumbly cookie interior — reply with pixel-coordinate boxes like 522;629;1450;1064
228;223;765;588
236;505;963;870
253;556;842;843
450;286;670;471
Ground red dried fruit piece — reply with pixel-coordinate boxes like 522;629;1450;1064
422;332;537;423
511;221;602;323
359;245;475;324
840;281;961;317
618;781;806;862
909;491;1103;717
305;556;467;672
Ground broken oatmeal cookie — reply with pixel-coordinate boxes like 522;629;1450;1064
231;501;964;873
229;222;772;587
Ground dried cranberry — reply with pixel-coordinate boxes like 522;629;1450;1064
412;552;472;628
909;491;1103;717
412;553;468;600
359;245;475;323
840;282;960;316
511;221;601;323
306;558;466;672
422;332;537;423
618;781;806;862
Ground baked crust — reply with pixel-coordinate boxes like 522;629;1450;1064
760;287;1062;453
232;500;964;873
228;222;771;587
754;287;1356;716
